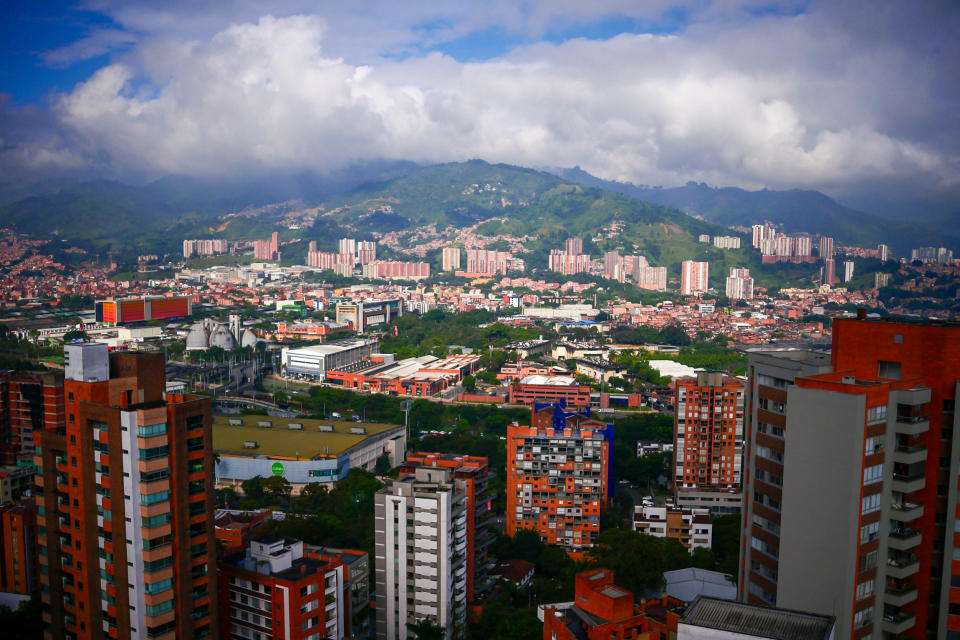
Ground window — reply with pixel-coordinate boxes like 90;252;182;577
145;600;174;617
878;360;901;380
138;423;168;438
141;490;171;506
141;468;170;483
758;397;785;414
140;446;169;461
143;513;171;529
861;493;881;514
756;374;788;389
858;550;878;573
863;464;883;485
145;578;173;595
866;406;887;424
864;435;884;455
855;579;874;601
853;606;873;629
187;437;204;452
859;521;879;543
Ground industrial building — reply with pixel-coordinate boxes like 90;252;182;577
335;298;403;332
95;294;192;325
213;415;405;492
281;338;379;381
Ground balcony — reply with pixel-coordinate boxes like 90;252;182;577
897;387;931;406
894;415;929;437
888;528;921;550
884;583;918;607
886;555;919;579
893;445;927;466
881;611;915;634
889;502;923;522
891;472;925;494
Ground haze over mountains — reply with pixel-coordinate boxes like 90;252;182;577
2;161;955;258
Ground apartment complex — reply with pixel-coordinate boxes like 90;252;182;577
739;318;960;639
361;261;430;281
401;453;493;604
506;403;612;558
0;370;64;465
374;465;469;640
680;261;710;296
441;247;461;272
633;505;713;552
218;538;345;640
253;232;281;261
674;372;745;513
725;268;754;300
464;249;513;276
0;498;38;595
34;343;217;640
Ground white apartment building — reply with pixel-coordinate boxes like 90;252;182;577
375;466;468;640
633;505;713;552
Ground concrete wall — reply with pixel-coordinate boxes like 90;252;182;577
777;386;864;635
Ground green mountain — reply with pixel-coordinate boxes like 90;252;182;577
554;167;960;255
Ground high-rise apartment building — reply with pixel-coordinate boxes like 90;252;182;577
844;260;856;283
878;244;889;262
794;236;812;257
564;238;583;255
713;235;741;249
680;261;710;296
725;268;754;300
673;372;745;513
441;247;461;272
218;538;345;640
635;265;667;291
822;257;836;286
632;504;713;552
875;272;891;289
464;249;512;276
35;344;217;640
401;453;493;604
548;249;590;276
0;369;64;465
506;403;612;558
739;318;960;639
356;240;377;265
374;465;468;640
911;247;954;264
339;238;357;258
819;236;834;259
253;232;280;261
0;498;38;595
751;224;777;249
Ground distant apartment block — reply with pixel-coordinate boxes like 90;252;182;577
699;234;711;243
635;265;668;291
751;223;777;249
878;243;890;262
633;505;713;552
911;246;954;264
674;372;745;513
822;257;836;286
0;369;64;465
725;268;754;300
307;250;354;275
565;238;584;254
361;261;430;281
0;498;37;595
875;272;891;289
506;403;612;558
356;240;377;264
183;238;232;258
818;235;834;258
681;261;710;296
464;249;514;276
713;235;741;249
844;260;855;283
442;247;461;272
549;249;590;276
254;231;281;261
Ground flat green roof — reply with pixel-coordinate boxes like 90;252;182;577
213;414;401;460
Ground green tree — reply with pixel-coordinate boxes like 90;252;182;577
590;528;668;593
374;453;392;475
261;475;292;506
461;374;476;393
241;475;266;503
62;329;89;342
406;617;444;640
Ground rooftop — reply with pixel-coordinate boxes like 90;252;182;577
679;595;834;640
285;338;376;356
213;415;401;459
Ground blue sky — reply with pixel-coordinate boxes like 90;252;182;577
0;1;956;219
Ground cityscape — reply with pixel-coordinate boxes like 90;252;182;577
0;3;959;640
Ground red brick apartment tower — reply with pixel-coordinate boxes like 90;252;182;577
402;452;493;603
506;403;612;559
218;538;345;640
673;372;745;514
739;318;960;639
0;498;38;594
0;370;65;465
34;343;217;640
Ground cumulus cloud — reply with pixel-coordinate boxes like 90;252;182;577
5;1;959;210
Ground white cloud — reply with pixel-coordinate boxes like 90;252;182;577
8;1;958;207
